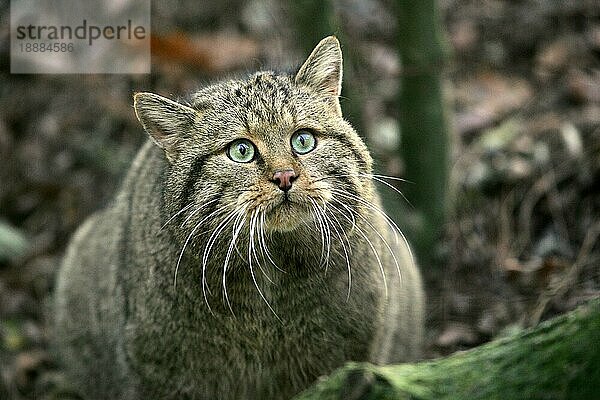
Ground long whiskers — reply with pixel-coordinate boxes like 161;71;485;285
222;211;247;316
344;188;411;263
309;198;331;270
181;197;220;228
317;200;353;300
259;212;285;273
334;202;388;297
331;188;401;245
174;205;230;292
330;197;402;283
331;187;414;271
247;208;281;320
199;206;245;312
161;202;194;230
170;170;411;313
248;209;275;285
313;172;413;208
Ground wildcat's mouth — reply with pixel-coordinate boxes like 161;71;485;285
263;194;314;232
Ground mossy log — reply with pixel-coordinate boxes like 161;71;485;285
293;299;600;400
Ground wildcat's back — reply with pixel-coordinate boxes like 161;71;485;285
54;36;423;399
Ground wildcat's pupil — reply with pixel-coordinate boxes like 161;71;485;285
299;136;305;146
238;144;246;155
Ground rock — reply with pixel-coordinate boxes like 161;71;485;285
535;37;573;79
560;122;583;158
567;69;600;103
449;20;478;52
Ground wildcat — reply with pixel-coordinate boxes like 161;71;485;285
53;36;424;399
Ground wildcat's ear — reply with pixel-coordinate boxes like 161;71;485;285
295;36;343;107
133;92;199;162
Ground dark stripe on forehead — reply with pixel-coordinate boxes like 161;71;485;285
179;154;209;212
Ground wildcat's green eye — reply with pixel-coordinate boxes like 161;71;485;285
291;130;317;155
227;139;256;163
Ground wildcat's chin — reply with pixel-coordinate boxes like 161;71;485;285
263;195;314;233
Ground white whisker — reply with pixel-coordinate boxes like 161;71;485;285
180;197;220;228
313;172;413;211
222;211;246;316
331;188;414;267
320;202;352;300
199;206;244;311
249;209;274;284
330;188;401;245
161;202;194;230
326;195;388;298
259;212;285;273
246;208;281;319
173;205;229;295
333;198;402;282
369;176;412;208
309;199;328;269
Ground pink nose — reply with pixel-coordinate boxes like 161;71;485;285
272;169;297;192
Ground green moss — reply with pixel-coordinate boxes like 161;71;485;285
294;299;600;400
2;319;26;351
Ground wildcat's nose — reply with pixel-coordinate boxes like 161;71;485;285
271;169;297;192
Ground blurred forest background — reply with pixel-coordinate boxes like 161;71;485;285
1;0;599;398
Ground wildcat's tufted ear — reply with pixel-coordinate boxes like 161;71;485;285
133;92;199;163
295;36;343;110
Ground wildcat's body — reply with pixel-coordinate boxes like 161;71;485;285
54;37;423;399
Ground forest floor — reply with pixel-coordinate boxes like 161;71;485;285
0;1;599;398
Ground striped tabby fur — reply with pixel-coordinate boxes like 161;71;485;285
54;36;423;399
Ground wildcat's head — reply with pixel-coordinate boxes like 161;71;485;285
134;36;373;238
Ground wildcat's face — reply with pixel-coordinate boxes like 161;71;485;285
183;72;372;232
134;36;373;238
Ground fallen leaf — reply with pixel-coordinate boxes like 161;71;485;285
151;32;260;73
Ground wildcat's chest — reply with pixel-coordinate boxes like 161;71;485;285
130;276;378;399
204;293;376;397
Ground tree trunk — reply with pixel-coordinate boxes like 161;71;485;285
395;0;450;265
289;1;363;132
293;299;600;400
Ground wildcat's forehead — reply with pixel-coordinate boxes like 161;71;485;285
192;72;300;111
192;72;327;144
